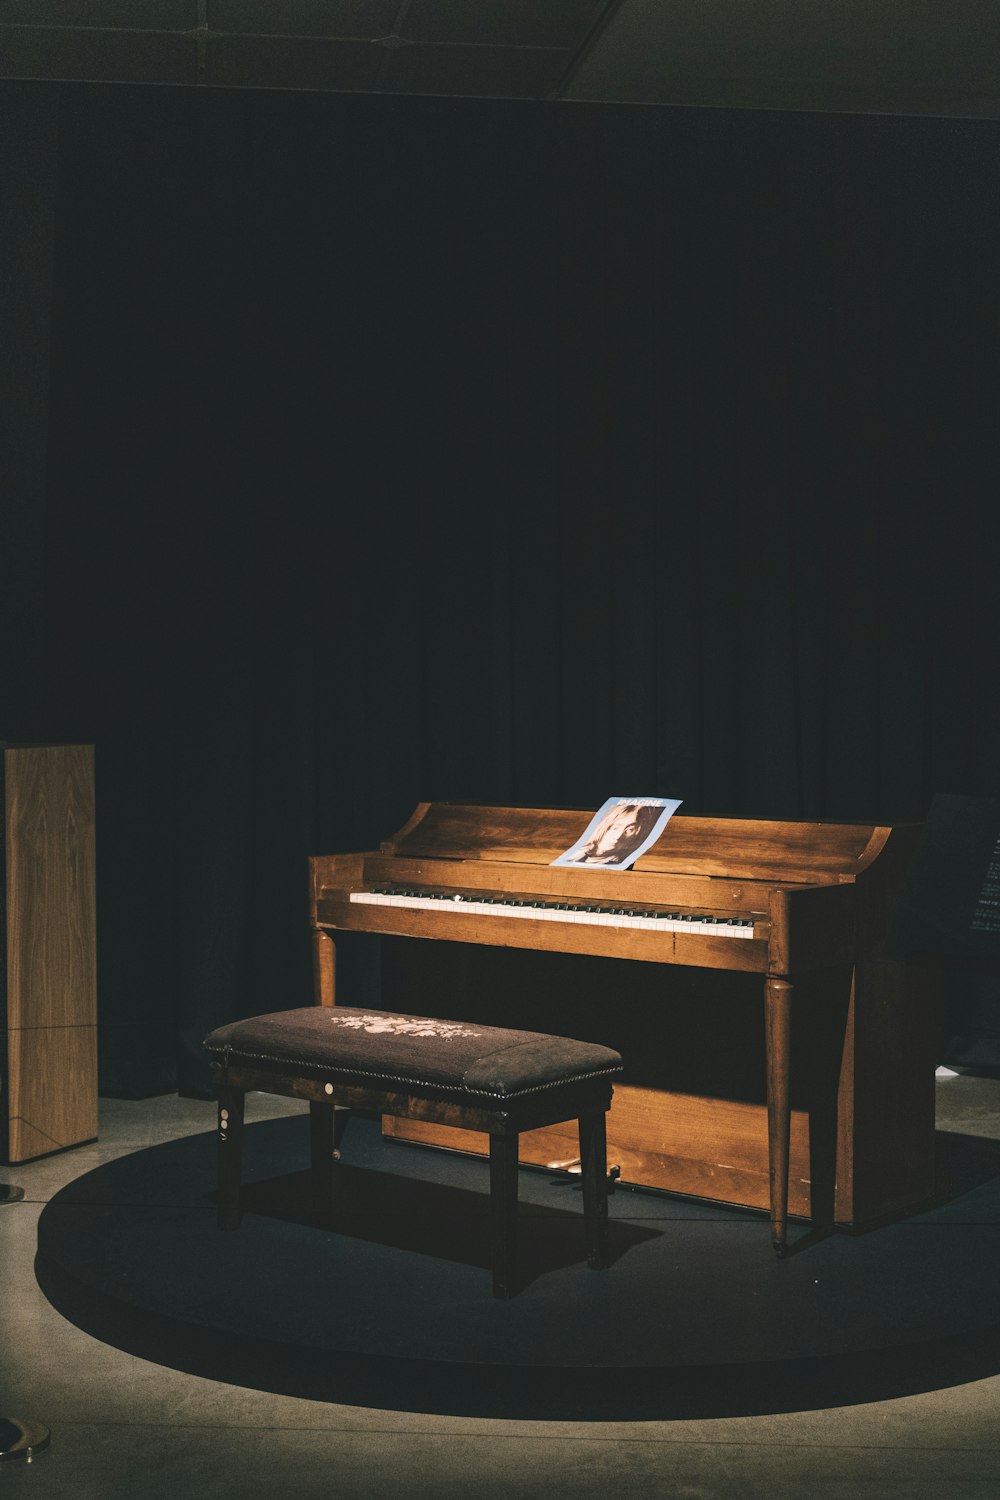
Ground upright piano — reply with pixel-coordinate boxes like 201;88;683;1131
309;803;941;1251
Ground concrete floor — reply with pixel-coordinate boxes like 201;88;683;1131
2;1074;1000;1499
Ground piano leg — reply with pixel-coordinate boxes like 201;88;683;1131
765;976;793;1256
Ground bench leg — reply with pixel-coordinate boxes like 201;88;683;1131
578;1110;610;1270
309;1100;349;1223
217;1086;245;1231
489;1131;520;1299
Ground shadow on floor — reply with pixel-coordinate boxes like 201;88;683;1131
32;1116;1000;1422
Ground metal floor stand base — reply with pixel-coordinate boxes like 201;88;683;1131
1;1184;48;1460
0;1418;51;1463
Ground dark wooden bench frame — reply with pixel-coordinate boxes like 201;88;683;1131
210;1059;615;1298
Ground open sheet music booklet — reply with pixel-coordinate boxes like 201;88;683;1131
550;797;681;871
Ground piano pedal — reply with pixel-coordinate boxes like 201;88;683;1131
543;1159;621;1193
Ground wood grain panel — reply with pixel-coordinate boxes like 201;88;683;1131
6;1022;98;1160
3;743;98;1162
6;744;96;1029
383;802;895;881
354;852;779;913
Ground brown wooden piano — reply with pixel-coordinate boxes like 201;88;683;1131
309;802;941;1253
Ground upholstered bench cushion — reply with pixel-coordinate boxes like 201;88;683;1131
204;1006;622;1103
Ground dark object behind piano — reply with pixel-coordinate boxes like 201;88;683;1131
888;794;1000;967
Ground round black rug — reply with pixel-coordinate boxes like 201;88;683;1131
35;1114;1000;1420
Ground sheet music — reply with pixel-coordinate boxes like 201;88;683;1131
550;796;681;872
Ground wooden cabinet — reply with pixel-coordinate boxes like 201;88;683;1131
2;743;97;1163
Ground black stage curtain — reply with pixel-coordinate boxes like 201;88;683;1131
16;82;1000;1093
0;85;58;734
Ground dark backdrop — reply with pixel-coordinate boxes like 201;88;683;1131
3;82;999;1093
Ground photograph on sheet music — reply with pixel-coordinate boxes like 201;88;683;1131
551;797;682;871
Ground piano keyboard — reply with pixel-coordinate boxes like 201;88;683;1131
350;885;756;938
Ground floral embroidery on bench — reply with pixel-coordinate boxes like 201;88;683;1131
325;1013;483;1040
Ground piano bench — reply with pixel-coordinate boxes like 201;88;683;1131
203;1006;623;1299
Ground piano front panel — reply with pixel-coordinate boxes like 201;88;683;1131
375;939;845;1219
384;1084;816;1218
